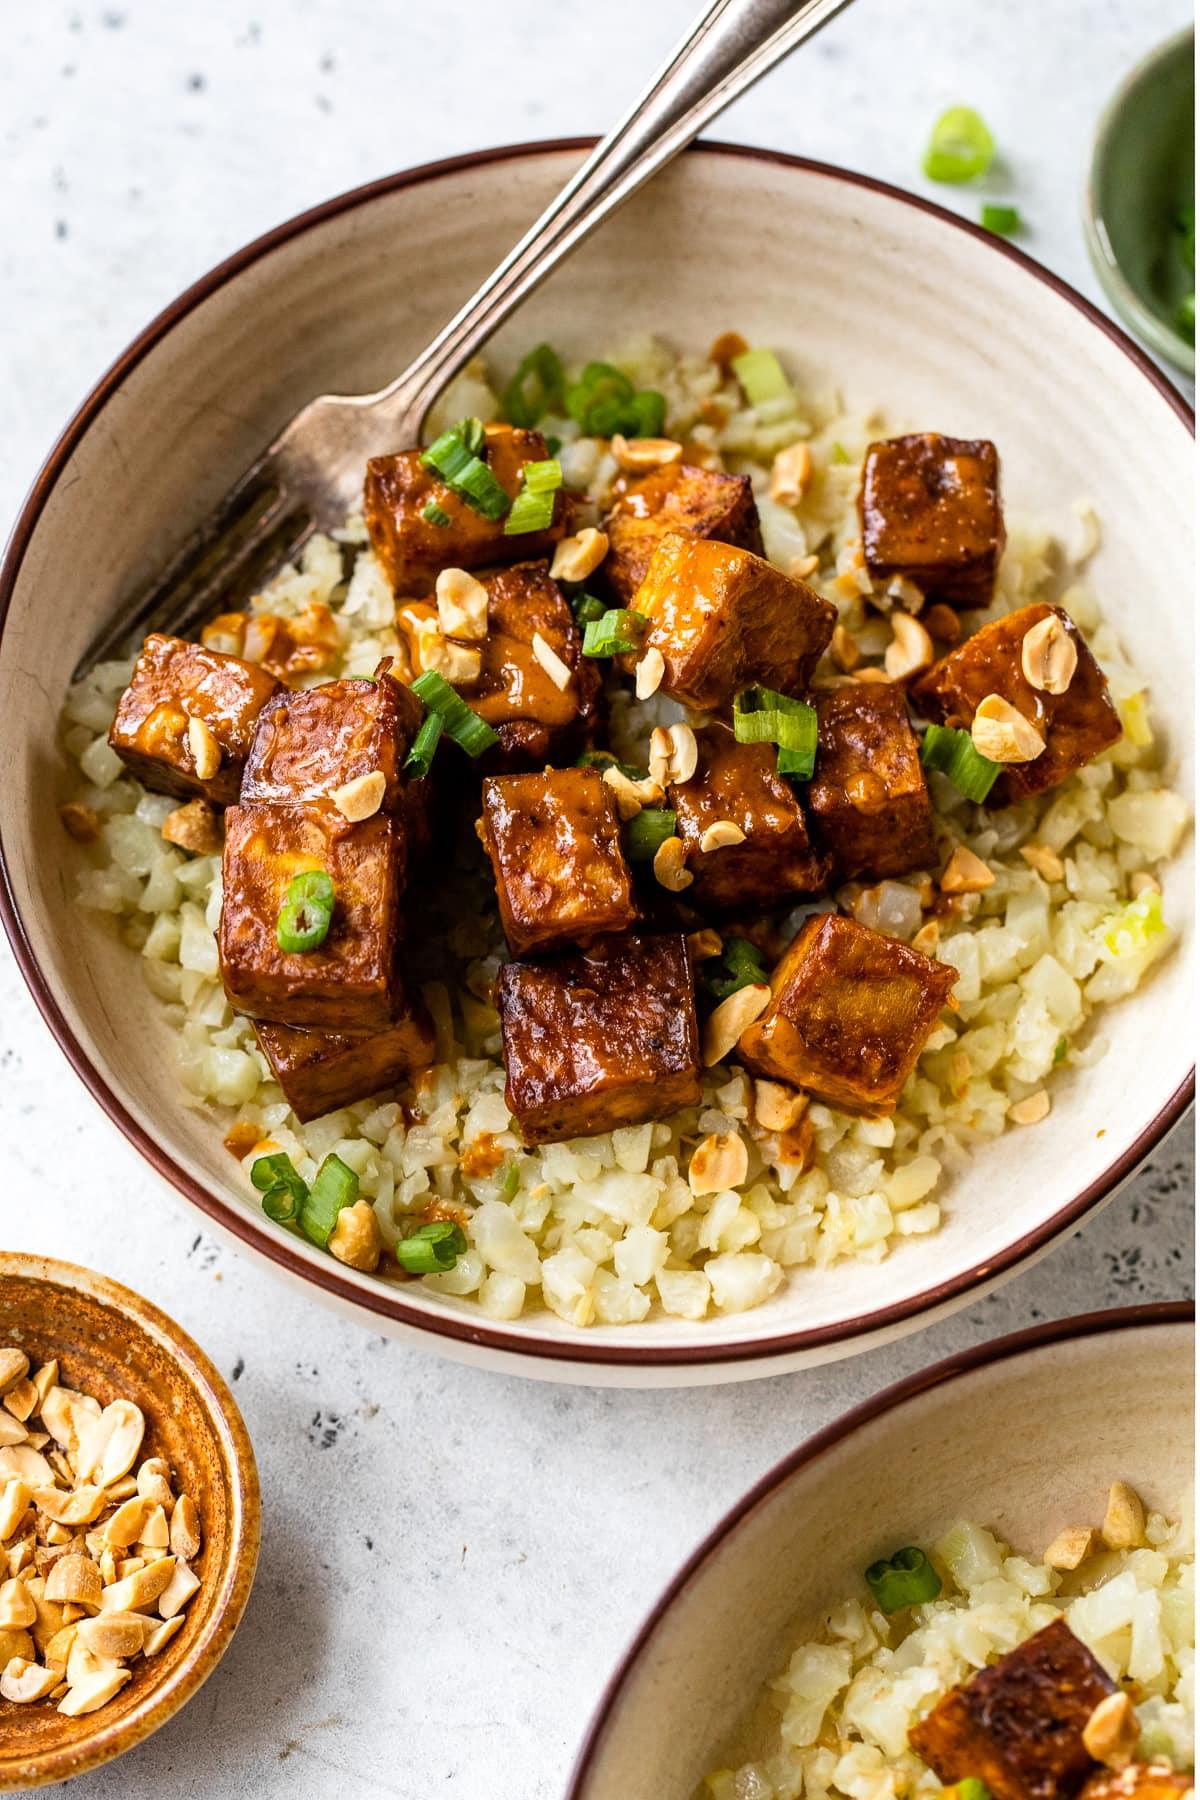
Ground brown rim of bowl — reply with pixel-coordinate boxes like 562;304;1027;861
0;139;1194;1372
0;1253;260;1789
566;1298;1196;1795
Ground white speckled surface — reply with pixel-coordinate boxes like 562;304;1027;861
1;4;1192;1796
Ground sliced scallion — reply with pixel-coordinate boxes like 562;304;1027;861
299;1152;358;1249
459;416;486;456
420;422;511;522
410;670;499;757
394;1220;468;1274
571;592;606;627
918;723;1001;802
923;106;995;184
287;870;335;911
404;711;444;777
501;343;565;429
581;609;647;657
625;808;676;862
956;1782;991;1800
733;688;818;780
564;362;667;438
706;935;769;1002
576;748;642;780
980;204;1021;237
503;456;563;536
276;897;332;954
731;347;792;408
250;1152;308;1211
422;500;452;527
499;1162;521;1201
626;389;666;437
521;458;563;494
864;1546;942;1613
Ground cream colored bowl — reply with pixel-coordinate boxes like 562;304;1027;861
569;1305;1194;1795
0;143;1193;1385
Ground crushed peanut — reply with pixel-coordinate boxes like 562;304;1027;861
940;845;995;895
601;766;664;821
884;612;934;681
1008;1090;1050;1125
634;646;665;699
1102;1480;1146;1550
1021;613;1078;695
924;603;961;644
885;574;926;614
434;567;489;641
330;769;387;823
550;527;608;584
702;982;771;1066
0;1343;202;1716
971;693;1046;764
610;434;682;473
789;554;820;580
328;1200;383;1273
911;920;940;956
58;802;100;845
769;442;813;506
652;836;692;893
1043;1525;1098;1570
1020;843;1065;882
648;723;698;789
688;1132;749;1197
161;799;222;855
1130;870;1161;898
185;715;221;783
1082;1692;1140;1767
530;632;572;693
698;820;746;853
830;624;861;673
753;1080;808;1134
685;929;723;964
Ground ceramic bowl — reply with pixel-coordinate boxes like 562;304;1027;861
569;1303;1194;1796
1085;27;1195;376
0;1255;259;1791
0;143;1193;1385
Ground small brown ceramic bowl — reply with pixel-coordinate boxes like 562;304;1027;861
0;1254;260;1791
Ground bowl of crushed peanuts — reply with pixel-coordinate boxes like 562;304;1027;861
0;1253;259;1790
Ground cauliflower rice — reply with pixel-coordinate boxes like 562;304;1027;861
705;1502;1194;1800
58;336;1189;1328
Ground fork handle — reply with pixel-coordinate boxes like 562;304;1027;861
370;0;854;432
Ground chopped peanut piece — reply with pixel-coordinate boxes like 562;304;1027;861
328;1200;383;1273
940;845;994;894
1008;1090;1050;1125
59;802;100;844
1020;842;1065;882
688;1132;750;1196
550;527;608;584
1102;1480;1146;1550
1043;1524;1098;1570
971;692;1046;764
161;799;222;854
703;983;771;1066
652;836;692;893
1082;1691;1140;1767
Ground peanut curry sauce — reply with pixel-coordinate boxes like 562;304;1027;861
107;410;1126;1150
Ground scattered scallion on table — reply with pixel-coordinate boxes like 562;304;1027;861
733;687;818;781
410;670;499;757
980;204;1021;237
394;1220;469;1274
864;1545;942;1613
919;723;1001;803
923;106;995;184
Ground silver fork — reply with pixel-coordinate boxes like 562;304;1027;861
74;0;854;681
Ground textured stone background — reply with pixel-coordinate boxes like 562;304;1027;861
1;3;1192;1796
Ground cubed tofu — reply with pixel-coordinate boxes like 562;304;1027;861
394;560;600;769
479;767;637;957
601;460;763;603
241;671;424;808
909;1619;1116;1800
219;802;407;1030
860;432;1005;607
498;932;701;1143
363;424;568;595
620;534;836;711
254;1004;436;1123
737;912;956;1115
911;602;1122;803
108;633;282;806
808;683;938;879
667;724;829;912
1080;1766;1194;1800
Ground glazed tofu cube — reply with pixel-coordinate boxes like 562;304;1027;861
909;1619;1115;1800
394;560;600;770
241;672;424;808
737;912;956;1115
479;767;637;957
254;1003;436;1123
667;724;829;913
498;932;701;1144
860;433;1005;607
911;602;1122;803
1081;1767;1195;1800
219;803;407;1031
808;683;938;879
108;633;282;806
621;534;836;711
363;424;568;595
601;460;763;603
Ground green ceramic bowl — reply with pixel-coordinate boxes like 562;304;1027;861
1086;27;1195;375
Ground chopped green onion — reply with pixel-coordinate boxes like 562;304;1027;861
733;688;818;780
981;204;1021;237
501;343;565;429
521;458;563;494
250;1152;307;1209
276;897;333;954
864;1546;942;1613
262;1184;302;1223
923;106;995;184
422;500;452;528
404;711;443;777
1177;291;1195;343
625;808;676;862
626;389;666;437
499;1162;521;1201
706;935;769;1002
1054;1036;1068;1065
581;609;648;658
564;362;666;438
504;485;556;536
420;422;511;522
956;1781;991;1800
571;592;606;626
731;347;792;408
919;723;1001;803
576;748;642;780
394;1220;469;1274
410;671;500;757
459;416;486;456
830;441;851;465
299;1152;358;1250
287;870;335;911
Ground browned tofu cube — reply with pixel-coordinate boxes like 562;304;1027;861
860;433;1005;607
108;633;282;806
808;683;938;879
911;602;1123;803
667;724;829;913
363;424;568;595
601;460;763;603
1080;1766;1194;1800
254;1004;436;1122
393;561;600;770
738;912;956;1115
909;1619;1116;1800
620;534;835;711
480;767;637;957
241;672;423;808
219;803;407;1031
498;933;701;1144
